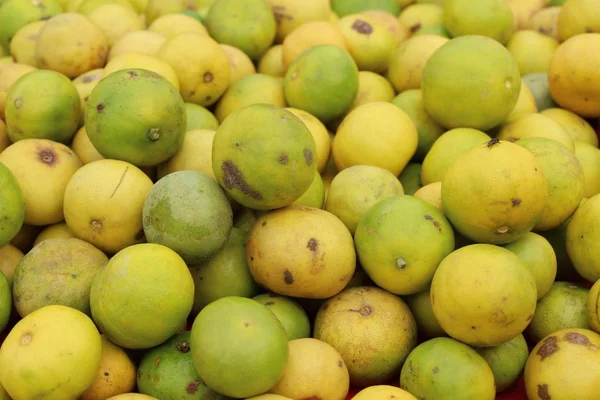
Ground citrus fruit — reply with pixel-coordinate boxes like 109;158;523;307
501;78;539;125
143;170;233;264
314;286;417;387
0;272;9;334
541;108;599;147
524;329;600;400
102;52;180;91
400;337;495;400
349;70;395;112
404;288;446;340
574;141;600;198
331;0;400;17
9;20;45;67
391;89;445;160
184;103;219;131
529;6;561;40
431;244;538;346
86;4;144;46
516;137;584;231
506;0;545;30
507;30;558;75
0;244;23;284
220;43;256;86
247;205;356;299
266;0;332;42
0;138;81;226
212;104;316;210
107;394;158;400
0;305;102;400
189;227;260;315
0;0;61;50
540;213;583;283
85;68;186;167
361;9;409;44
253;293;311;340
0;120;9;153
413;181;443;211
398;162;423;195
285;107;331;173
522;72;557;111
5;69;81;143
157;33;230;107
420;127;490;185
157;129;216;180
137;331;228;400
284;44;358;123
292;172;325;209
108;30;167;61
526;282;590;344
324;165;404;234
352;386;417;400
90;243;195;349
144;0;196;25
258;44;285;77
588;280;600;333
63;159;153;254
355;195;454;295
441;139;548;244
422;35;521;130
215;73;286;123
35;12;109;78
566;193;600;281
398;3;443;36
387;34;448;93
503;232;557;300
442;0;515;45
205;0;276;60
12;237;108;317
548;33;600;118
0;162;24;247
190;296;289;398
557;0;600;41
148;13;208;39
269;338;350;400
33;223;74;247
332;102;418;175
476;334;529;393
70;126;104;165
76;0;136;15
281;21;347;70
338;13;396;73
80;335;137;400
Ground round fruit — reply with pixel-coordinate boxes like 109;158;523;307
413;182;443;211
147;13;208;39
85;68;186;167
281;21;346;70
102;52;180;91
352;385;417;400
0;305;102;400
503;232;557;300
284;44;358;123
442;139;548;244
314;286;417;387
10;20;45;67
331;0;400;17
422;35;521;130
476;334;529;393
267;0;331;42
157;128;216;180
324;165;404;234
398;4;443;35
205;0;276;60
90;243;195;349
221;44;256;86
355;195;454;295
190;227;260;316
332;102;418;175
12;237;108;317
190;296;289;398
349;70;395;111
361;9;409;44
185;103;219;131
270;338;350;400
137;332;227;400
253;293;311;340
0;0;61;50
0;163;24;247
541;108;599;147
143;170;233;264
80;335;137;400
557;0;600;41
63;159;153;254
35;12;109;78
498;113;575;152
0;272;9;334
0;138;82;226
0;63;36;120
0;244;23;284
522;72;557;111
548;33;600;118
574;142;600;198
507;30;558;76
109;30;166;61
524;328;600;400
566;193;600;281
212;104;316;210
502;78;539;125
86;4;144;46
588;280;600;333
247;205;355;299
431;244;538;346
443;0;515;45
5;69;80;143
527;282;590;344
285;108;331;173
404;289;446;340
258;45;285;77
400;337;495;400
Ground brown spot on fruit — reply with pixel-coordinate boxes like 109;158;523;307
272;5;293;23
20;332;33;346
82;75;94;83
221;161;262;200
352;19;373;34
564;332;590;345
90;219;103;232
176;341;191;353
537;336;559;360
96;103;104;112
432;366;439;374
38;149;56;165
186;381;201;394
278;154;288;164
244;322;250;327
486;138;500;147
264;301;275;306
304;148;313;165
154;356;161;367
104;371;109;377
512;198;521;207
537;383;550;400
261;221;267;227
203;72;213;83
360;305;373;317
338;360;343;368
307;238;318;252
13;96;23;109
283;270;294;284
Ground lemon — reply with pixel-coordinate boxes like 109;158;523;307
507;30;558;75
108;31;166;61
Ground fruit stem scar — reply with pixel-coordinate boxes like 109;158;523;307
203;72;213;83
495;226;509;234
20;332;33;345
396;258;407;269
90;219;103;232
351;19;373;34
148;128;160;141
359;305;373;317
177;341;191;353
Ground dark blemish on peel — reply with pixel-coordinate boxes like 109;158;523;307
304;148;313;165
537;336;559;360
512;198;521;207
221;161;262;200
307;238;318;252
351;19;373;34
284;270;294;284
96;104;104;112
279;154;288;164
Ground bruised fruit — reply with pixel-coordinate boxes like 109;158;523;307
212;104;316;210
314;286;417;387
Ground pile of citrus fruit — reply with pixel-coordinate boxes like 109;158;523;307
1;0;600;399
